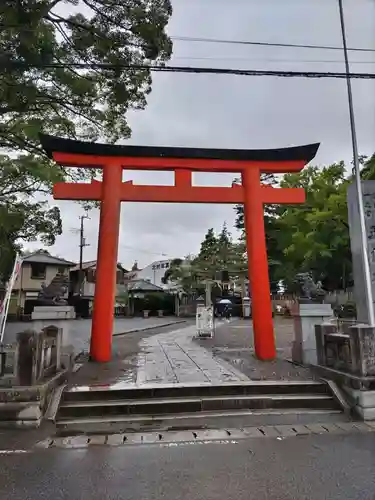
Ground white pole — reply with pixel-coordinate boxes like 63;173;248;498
338;0;375;325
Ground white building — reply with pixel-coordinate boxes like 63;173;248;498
126;259;175;290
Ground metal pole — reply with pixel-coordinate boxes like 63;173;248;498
338;0;374;325
79;215;84;296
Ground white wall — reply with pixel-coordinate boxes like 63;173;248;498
129;260;173;289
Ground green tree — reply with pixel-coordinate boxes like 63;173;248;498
235;162;352;292
359;154;375;180
197;228;218;276
162;257;205;296
235;205;282;292
278;163;351;290
0;1;172;280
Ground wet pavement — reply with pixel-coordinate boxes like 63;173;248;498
66;317;312;391
135;321;249;385
68;320;249;390
3;317;185;355
196;318;315;381
1;433;374;499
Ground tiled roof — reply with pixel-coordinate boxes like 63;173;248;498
70;261;128;272
70;260;97;272
22;252;75;266
127;280;163;292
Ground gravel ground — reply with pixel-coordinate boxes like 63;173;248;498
195;317;315;381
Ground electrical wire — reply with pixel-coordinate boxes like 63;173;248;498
2;24;375;53
170;35;375;53
172;55;375;65
120;244;168;257
4;61;375;79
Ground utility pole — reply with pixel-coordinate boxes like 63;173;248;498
78;214;90;296
338;0;375;325
71;214;90;297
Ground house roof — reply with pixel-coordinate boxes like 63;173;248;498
70;261;128;272
127;280;164;292
22;252;75;266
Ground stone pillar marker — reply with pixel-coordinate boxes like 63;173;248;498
292;303;333;366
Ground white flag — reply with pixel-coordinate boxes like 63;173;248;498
0;254;23;343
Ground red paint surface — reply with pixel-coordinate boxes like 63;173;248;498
89;162;122;362
50;151;310;363
52;151;306;173
243;168;276;360
53;182;305;205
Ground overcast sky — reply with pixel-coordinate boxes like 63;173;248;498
27;0;375;270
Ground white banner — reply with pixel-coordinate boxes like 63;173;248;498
196;305;214;338
0;254;23;343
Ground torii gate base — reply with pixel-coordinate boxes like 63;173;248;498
40;135;319;363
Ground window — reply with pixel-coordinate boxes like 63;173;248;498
165;262;169;269
58;266;66;275
116;270;124;284
156;264;160;269
30;263;46;279
87;269;96;283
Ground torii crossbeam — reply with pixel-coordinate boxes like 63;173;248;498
40;134;319;363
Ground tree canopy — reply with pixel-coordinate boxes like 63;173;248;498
0;0;172;281
162;224;248;297
235;161;356;292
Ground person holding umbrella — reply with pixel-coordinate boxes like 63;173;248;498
218;298;232;321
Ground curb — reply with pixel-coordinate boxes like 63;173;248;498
113;320;187;338
36;421;375;451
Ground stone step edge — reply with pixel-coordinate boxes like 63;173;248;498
37;421;375;449
56;408;342;426
60;393;334;409
64;380;326;394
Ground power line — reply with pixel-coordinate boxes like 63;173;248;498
2;24;375;53
120;244;168;257
170;35;375;53
172;55;375;65
4;61;375;79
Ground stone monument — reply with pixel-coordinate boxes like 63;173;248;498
292;272;333;365
347;180;375;323
31;272;76;321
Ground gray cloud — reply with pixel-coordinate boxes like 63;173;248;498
26;0;375;270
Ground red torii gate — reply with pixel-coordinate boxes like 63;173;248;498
40;134;319;363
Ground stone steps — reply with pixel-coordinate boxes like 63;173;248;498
55;380;344;434
62;380;330;402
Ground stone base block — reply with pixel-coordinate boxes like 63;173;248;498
355;406;375;420
0;369;70;428
32;306;76;320
342;385;375;420
292;303;333;366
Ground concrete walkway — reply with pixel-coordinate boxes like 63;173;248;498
68;320;249;389
136;321;249;385
67;318;314;389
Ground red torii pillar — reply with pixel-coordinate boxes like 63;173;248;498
243;168;274;360
39;134;319;363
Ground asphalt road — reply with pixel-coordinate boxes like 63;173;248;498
1;433;375;499
3;317;183;354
